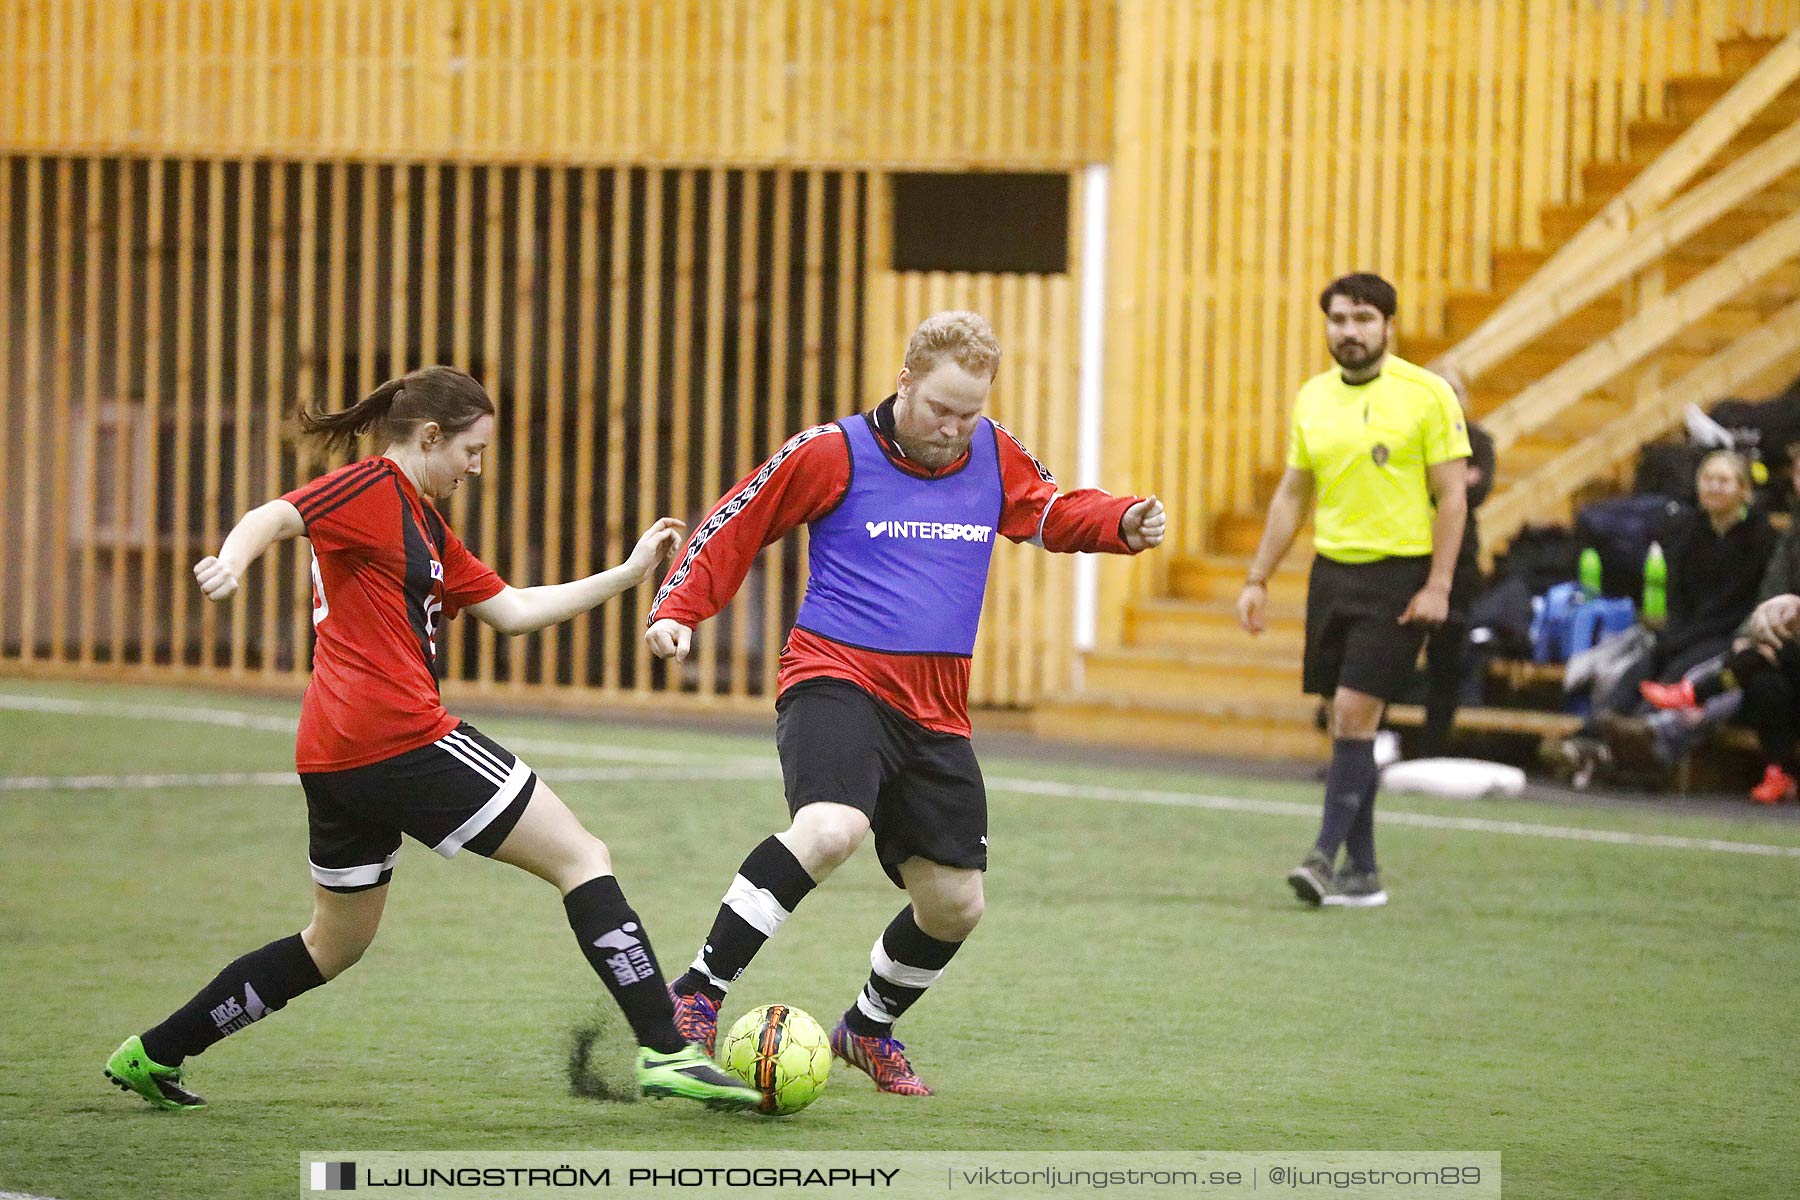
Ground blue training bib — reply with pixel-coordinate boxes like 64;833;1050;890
793;414;1003;657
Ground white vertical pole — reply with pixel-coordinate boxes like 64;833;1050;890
1074;163;1109;655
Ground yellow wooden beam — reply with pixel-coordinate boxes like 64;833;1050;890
1483;207;1800;450
1444;26;1800;380
1484;296;1800;548
1459;117;1800;381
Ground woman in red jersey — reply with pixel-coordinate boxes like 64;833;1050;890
104;365;760;1113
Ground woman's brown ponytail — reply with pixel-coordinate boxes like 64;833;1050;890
299;366;494;457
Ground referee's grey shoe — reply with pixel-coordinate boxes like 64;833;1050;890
1286;851;1336;906
1322;870;1388;908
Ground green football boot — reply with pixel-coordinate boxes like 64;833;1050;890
104;1036;206;1110
636;1044;762;1111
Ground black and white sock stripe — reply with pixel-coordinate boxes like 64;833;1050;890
853;939;946;1026
687;836;817;995
687;874;797;992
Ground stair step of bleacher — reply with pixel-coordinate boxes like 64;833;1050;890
1538;206;1792;258
1666;74;1800;123
1033;691;1326;759
1082;647;1302;701
1383;705;1582;739
1446;294;1768;347
1491;251;1800;291
1472;396;1647;437
1167;555;1310;605
1718;35;1783;76
1581;159;1800;205
1034;689;1583;760
1124;598;1304;654
1626;115;1798;160
1478;349;1711;396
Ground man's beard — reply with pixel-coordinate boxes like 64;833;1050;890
1331;334;1386;371
907;437;966;468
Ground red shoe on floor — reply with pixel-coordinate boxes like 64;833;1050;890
669;987;720;1058
1748;764;1797;806
830;1019;934;1096
1640;678;1699;711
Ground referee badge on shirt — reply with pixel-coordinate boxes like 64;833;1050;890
1370;442;1390;467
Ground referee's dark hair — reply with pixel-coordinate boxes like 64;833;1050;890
1319;272;1398;319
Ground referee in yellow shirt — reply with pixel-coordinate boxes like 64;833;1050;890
1236;273;1469;908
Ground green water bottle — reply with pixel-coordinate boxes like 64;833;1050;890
1642;541;1667;624
1578;546;1603;597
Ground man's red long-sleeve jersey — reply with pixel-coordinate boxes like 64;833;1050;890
649;398;1144;736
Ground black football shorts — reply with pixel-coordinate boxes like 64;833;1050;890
300;722;538;893
1302;554;1433;702
775;679;988;888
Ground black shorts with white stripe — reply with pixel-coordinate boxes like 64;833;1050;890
775;679;988;889
300;722;538;893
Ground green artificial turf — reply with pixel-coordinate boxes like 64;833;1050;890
2;680;1797;1199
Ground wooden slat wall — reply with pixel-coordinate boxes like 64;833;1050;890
0;164;898;700
6;1;1798;708
0;154;1081;709
0;0;1113;170
1107;0;1800;562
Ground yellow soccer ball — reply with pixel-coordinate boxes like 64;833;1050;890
720;1003;831;1115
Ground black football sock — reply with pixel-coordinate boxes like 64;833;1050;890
1344;773;1381;875
1314;737;1376;863
563;875;685;1055
139;933;327;1066
843;906;964;1038
673;836;816;1004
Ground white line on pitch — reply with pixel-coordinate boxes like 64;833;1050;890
0;693;763;766
0;692;300;732
985;777;1800;859
506;735;770;769
5;691;1798;859
0;771;300;791
0;766;776;792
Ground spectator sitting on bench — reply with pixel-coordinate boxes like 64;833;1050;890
1633;445;1800;804
1549;450;1775;788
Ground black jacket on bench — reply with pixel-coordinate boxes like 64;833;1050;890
1661;505;1777;658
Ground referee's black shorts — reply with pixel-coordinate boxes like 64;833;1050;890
775;678;987;888
1302;554;1433;702
300;722;538;893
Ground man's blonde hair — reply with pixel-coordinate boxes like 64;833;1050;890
903;310;1002;381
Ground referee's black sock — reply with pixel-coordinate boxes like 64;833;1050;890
1344;774;1381;875
672;836;816;1005
564;875;686;1055
1314;737;1377;863
139;933;327;1067
843;907;963;1039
